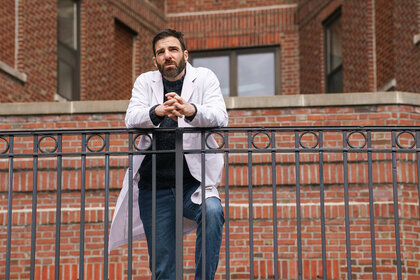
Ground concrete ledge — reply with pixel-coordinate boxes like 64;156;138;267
0;61;27;82
0;91;419;116
0;100;129;115
224;91;420;109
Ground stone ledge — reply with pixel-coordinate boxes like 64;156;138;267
0;61;27;82
0;91;419;116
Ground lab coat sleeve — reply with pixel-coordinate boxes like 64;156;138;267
186;69;228;128
125;74;158;129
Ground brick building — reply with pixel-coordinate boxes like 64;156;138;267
1;0;420;279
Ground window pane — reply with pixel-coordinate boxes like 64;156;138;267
58;0;77;50
327;16;342;73
192;56;230;97
58;60;74;100
327;67;342;93
238;52;275;97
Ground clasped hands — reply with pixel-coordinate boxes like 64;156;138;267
155;92;196;122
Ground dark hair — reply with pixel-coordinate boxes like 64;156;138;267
152;29;186;56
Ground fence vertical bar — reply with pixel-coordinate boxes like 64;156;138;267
367;130;377;279
416;131;420;223
342;131;352;280
79;134;86;280
271;131;278;279
54;134;63;280
295;131;303;280
201;130;207;280
224;131;230;280
152;131;157;280
391;131;402;280
30;135;38;280
175;128;184;280
318;131;327;280
104;133;110;280
128;132;134;280
247;131;254;280
5;135;14;280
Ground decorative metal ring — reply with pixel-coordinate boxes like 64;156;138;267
299;131;319;149
38;135;58;154
251;131;271;149
396;131;416;149
346;131;367;149
0;136;10;154
133;133;152;151
86;134;106;152
205;132;225;149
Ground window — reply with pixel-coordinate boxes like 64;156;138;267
57;0;80;100
190;47;280;97
324;9;342;93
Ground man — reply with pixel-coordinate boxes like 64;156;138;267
109;29;229;280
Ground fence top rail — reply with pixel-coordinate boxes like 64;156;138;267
0;126;419;158
1;125;420;136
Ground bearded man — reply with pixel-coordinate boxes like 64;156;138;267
109;29;228;280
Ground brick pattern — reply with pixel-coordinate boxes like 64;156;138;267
113;21;135;100
1;105;420;279
168;5;299;95
0;0;15;67
375;0;395;90
2;0;420;102
394;0;420;93
298;0;342;94
166;0;295;14
80;0;114;100
0;0;57;102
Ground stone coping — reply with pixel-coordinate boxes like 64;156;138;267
0;91;419;116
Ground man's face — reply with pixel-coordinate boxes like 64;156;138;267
153;36;188;81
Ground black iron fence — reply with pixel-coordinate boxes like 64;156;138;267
1;127;419;280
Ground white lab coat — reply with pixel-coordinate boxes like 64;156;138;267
108;62;228;251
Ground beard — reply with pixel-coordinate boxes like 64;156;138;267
156;56;186;79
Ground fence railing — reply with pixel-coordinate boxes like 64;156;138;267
0;126;419;280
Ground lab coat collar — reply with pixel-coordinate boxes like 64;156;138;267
150;62;197;104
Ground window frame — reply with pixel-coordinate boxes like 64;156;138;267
57;0;81;101
189;46;281;97
323;8;343;93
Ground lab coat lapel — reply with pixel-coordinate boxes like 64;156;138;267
181;62;197;102
151;71;164;104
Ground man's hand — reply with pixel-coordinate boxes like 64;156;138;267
155;92;196;121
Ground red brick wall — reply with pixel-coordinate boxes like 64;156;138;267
0;0;15;67
394;0;420;92
0;0;57;103
2;0;420;102
113;21;135;100
0;0;164;103
167;3;300;95
298;0;342;94
1;105;420;279
80;0;165;100
375;0;395;90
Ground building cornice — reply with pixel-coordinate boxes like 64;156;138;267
0;92;419;116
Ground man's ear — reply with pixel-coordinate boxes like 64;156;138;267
153;56;157;68
184;50;189;62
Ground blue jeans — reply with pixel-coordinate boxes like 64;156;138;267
138;181;224;280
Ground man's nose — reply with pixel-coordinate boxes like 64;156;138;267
163;49;171;59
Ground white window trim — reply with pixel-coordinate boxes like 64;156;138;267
0;61;27;82
414;33;420;45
